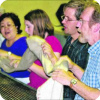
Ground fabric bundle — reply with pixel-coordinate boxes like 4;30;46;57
0;36;68;100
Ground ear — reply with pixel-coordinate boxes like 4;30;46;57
93;23;100;32
16;26;18;29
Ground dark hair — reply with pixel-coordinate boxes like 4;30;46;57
24;9;54;38
0;12;22;34
63;0;85;20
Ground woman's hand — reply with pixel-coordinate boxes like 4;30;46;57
59;55;74;70
10;59;20;68
41;42;58;65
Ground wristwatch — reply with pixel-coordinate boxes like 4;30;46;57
70;79;77;88
7;51;12;58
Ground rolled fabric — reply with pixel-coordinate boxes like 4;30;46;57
0;48;37;72
26;36;54;76
0;57;13;73
17;48;37;71
36;59;68;100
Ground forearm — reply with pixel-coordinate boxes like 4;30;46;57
0;49;21;60
70;62;84;80
0;49;8;57
70;79;100;100
50;52;59;65
29;63;49;79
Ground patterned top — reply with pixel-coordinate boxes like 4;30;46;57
62;36;90;69
75;40;100;100
62;36;90;99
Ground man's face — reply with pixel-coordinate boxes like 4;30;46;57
77;7;95;45
62;7;78;36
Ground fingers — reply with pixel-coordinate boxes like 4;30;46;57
52;69;62;80
41;42;53;58
10;59;19;68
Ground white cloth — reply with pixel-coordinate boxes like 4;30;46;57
37;78;63;100
16;77;30;84
0;34;4;47
36;59;68;100
0;94;4;100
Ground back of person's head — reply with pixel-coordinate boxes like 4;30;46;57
0;7;5;16
24;9;54;38
84;0;100;25
0;12;22;34
63;0;85;20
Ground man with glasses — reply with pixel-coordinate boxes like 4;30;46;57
61;0;90;100
52;1;100;100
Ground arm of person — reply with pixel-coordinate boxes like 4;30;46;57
29;63;48;79
0;49;21;60
59;55;84;80
52;69;100;100
29;51;60;79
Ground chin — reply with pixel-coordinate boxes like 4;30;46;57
78;36;87;44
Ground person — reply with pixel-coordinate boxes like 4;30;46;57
0;13;30;84
0;7;5;47
41;0;90;99
52;1;100;100
24;9;62;89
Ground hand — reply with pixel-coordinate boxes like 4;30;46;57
59;55;74;70
52;69;75;86
41;42;58;65
10;59;20;68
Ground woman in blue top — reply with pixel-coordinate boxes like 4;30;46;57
0;13;30;84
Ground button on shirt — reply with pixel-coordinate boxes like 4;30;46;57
62;36;89;69
75;40;100;100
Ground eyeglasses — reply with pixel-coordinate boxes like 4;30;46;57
79;19;94;25
0;24;15;29
61;15;77;22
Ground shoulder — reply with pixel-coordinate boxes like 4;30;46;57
45;35;62;54
45;35;61;44
15;36;27;44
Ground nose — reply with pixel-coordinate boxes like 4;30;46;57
62;19;66;24
25;27;27;33
76;21;82;28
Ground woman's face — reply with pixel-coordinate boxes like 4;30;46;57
0;18;18;40
25;20;34;36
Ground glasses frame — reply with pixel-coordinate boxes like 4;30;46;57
61;15;77;22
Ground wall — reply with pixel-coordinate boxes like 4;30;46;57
1;0;69;46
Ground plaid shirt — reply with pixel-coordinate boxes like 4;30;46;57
75;40;100;100
62;36;90;69
62;36;90;99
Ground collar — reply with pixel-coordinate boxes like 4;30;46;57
88;40;100;54
67;36;80;48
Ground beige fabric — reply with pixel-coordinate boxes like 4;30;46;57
0;48;37;73
37;59;68;100
0;36;55;75
26;36;54;76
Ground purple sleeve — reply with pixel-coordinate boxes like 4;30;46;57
34;36;62;65
45;36;62;55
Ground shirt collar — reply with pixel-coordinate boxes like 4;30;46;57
88;40;100;54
